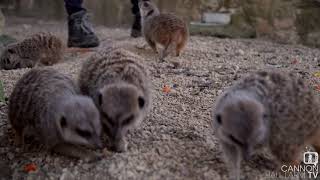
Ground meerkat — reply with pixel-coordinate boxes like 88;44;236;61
212;70;320;180
9;68;102;162
139;1;189;61
0;33;63;70
79;48;151;152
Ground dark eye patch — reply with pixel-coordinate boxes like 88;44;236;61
60;116;67;128
76;128;91;138
216;114;222;124
138;96;145;109
122;115;134;126
102;112;114;126
229;135;244;147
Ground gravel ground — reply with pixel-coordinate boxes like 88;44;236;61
0;17;320;180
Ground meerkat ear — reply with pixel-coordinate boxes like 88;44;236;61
138;96;145;109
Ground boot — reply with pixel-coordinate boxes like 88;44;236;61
131;15;142;38
68;10;99;48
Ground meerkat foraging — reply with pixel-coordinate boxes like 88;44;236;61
9;68;102;162
79;48;151;152
139;1;188;61
212;70;320;180
0;33;63;70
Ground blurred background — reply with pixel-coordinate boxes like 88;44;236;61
0;0;319;47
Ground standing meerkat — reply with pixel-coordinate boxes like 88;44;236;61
212;70;320;180
139;1;189;61
9;68;102;162
79;48;151;152
0;33;63;70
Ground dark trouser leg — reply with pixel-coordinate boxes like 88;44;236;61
64;0;100;48
131;0;142;38
64;0;85;15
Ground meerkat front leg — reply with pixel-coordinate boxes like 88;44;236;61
52;143;102;163
221;142;241;180
160;43;176;61
146;37;157;54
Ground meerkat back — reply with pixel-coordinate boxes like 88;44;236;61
79;48;151;152
0;33;63;70
9;68;102;161
139;1;189;60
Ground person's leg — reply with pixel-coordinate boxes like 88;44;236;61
64;0;100;48
64;0;85;15
130;0;141;38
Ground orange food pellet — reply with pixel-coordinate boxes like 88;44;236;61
291;59;298;64
24;163;37;173
162;85;171;93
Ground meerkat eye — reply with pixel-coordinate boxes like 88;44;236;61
138;96;145;109
60;116;67;128
76;129;92;138
102;112;114;126
122;115;134;126
216;114;222;125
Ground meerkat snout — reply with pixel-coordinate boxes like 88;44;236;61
214;94;268;161
97;83;145;152
58;96;103;149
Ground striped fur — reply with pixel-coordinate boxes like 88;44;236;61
213;70;320;179
9;68;101;151
140;1;189;59
0;33;63;70
79;48;151;152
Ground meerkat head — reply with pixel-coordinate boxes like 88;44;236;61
97;83;146;152
139;0;160;19
56;96;102;149
0;47;20;70
213;91;268;161
0;45;34;70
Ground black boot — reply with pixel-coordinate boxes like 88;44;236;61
131;0;142;38
131;15;142;38
68;10;99;48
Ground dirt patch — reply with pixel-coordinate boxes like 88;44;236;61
0;17;320;180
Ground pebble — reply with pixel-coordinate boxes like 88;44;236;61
60;168;75;180
7;152;14;160
237;49;245;56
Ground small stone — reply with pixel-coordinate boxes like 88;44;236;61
82;163;90;171
60;168;75;180
7;152;14;160
237;49;245;56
